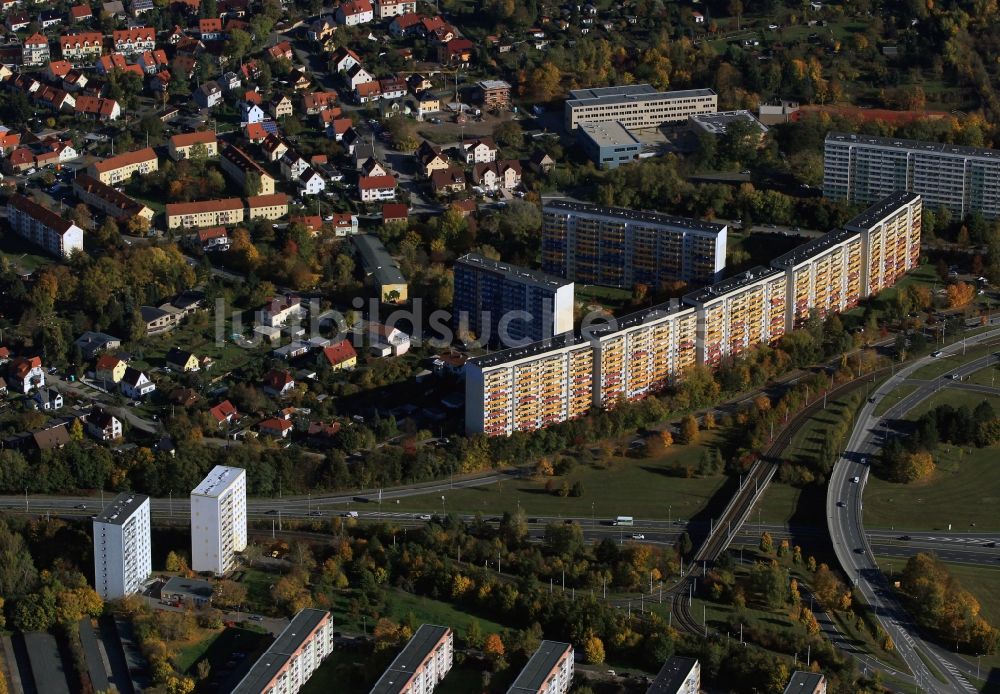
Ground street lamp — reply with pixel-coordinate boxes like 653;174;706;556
441;495;446;517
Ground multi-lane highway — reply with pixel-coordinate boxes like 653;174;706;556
829;327;1000;693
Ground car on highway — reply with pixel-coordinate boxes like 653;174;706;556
949;373;961;380
931;350;943;358
248;615;263;622
836;501;846;507
854;547;865;554
986;541;997;548
899;535;911;541
309;511;324;516
631;533;645;540
417;514;432;521
851;476;860;483
74;503;87;509
265;509;278;515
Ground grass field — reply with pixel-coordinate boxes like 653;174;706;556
864;445;1000;531
874;385;917;416
326;587;509;637
175;626;270;676
754;390;864;528
911;342;1000;380
392;434;729;522
905;388;1000;420
964;363;1000;388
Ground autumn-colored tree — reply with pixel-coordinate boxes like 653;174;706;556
212;580;247;609
678;414;699;444
583;634;605;664
165;551;187;573
799;606;820;635
812;563;848;611
702;411;716;430
530;63;562;101
466;619;484;649
535;458;555;477
893;450;935;483
759;531;773;554
947;281;976;309
484;633;505;658
659;430;673;447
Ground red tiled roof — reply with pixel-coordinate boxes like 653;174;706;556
382;202;409;220
359;175;396;190
209;399;237;422
321;340;357;366
91;147;156;173
170;130;217;147
246;193;289;208
165;198;242;216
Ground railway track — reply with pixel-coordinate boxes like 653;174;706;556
669;366;895;636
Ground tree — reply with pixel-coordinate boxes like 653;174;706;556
484;633;505;659
583;634;605;664
759;531;773;554
494;120;523;149
165;551;187;573
893;450;935;483
212;580;248;609
678;415;699;444
530;63;562;101
466;619;484;648
225;28;253;61
947;281;976;309
244;171;262;197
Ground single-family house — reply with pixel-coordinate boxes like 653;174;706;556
241;101;267;124
209;399;238;427
430;165;466;196
346;63;375;90
336;0;374;25
95;354;128;384
302;90;339;114
198;226;230;251
359;175;397;202
199;18;224;40
261;134;290;162
258;295;305;327
330;47;362;74
308;16;336;42
472;159;522;191
121;367;155;399
355;81;381;104
269;94;293;119
382;202;409;225
262;369;295;397
298;167;325;195
258;417;293;438
8;356;45;393
22;34;51;67
417;140;449;178
165;347;200;372
375;0;415;19
368;323;410;356
86;407;122;441
266;40;293;62
319;341;357;371
141;306;179;335
33;387;63;411
462;138;498;163
194;80;224;108
74;332;121;359
389;12;423;37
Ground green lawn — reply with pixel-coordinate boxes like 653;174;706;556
964;363;1000;389
301;648;395;694
905;389;1000;420
240;567;282;615
0;232;55;274
392;435;729;522
864;445;1000;531
576;284;634;311
910;342;1000;380
327;587;509;637
874;385;917;416
175;626;270;676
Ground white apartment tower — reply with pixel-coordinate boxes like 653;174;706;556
191;465;248;575
93;493;152;600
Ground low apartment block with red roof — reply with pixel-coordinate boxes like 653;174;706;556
88;147;158;184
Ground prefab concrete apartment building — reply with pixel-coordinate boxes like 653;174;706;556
191;465;247;574
232;608;336;694
824;131;1000;219
648;656;700;694
370;624;454;694
453;253;574;345
506;641;574;694
564;84;717;131
92;492;152;600
542;200;727;287
7;194;84;258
